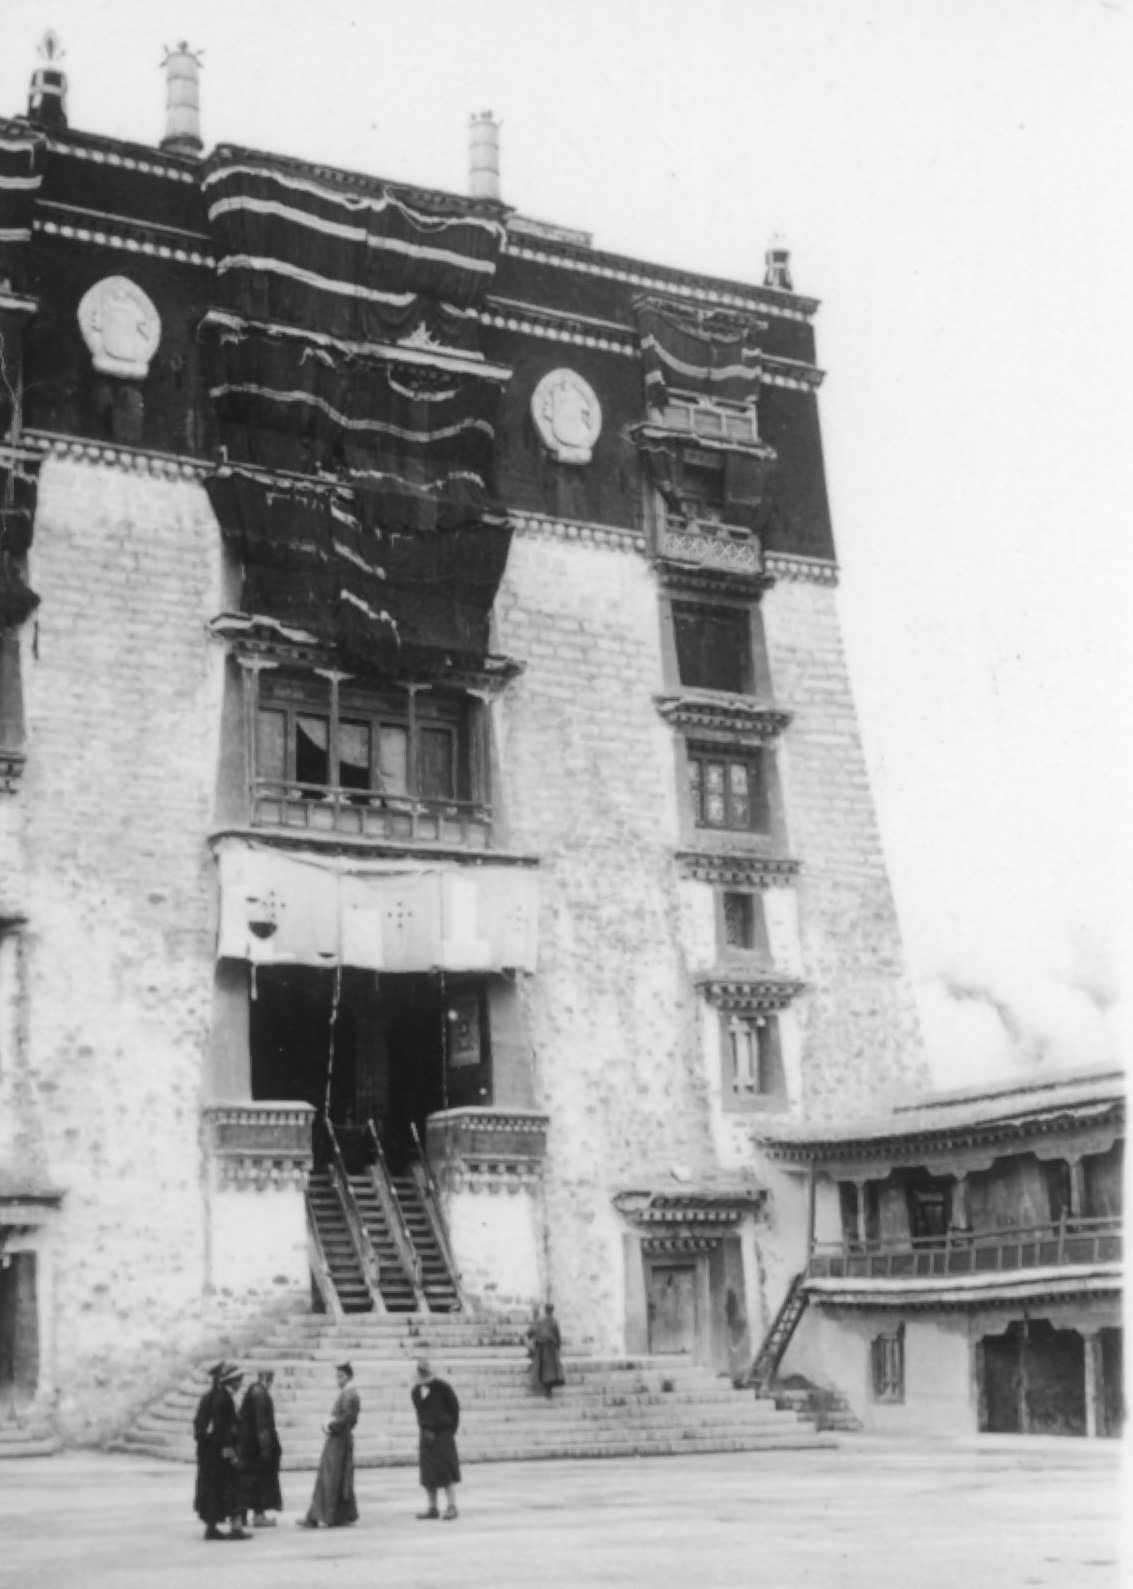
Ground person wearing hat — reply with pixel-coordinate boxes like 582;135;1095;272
296;1362;360;1528
192;1361;252;1542
411;1359;461;1521
238;1369;283;1528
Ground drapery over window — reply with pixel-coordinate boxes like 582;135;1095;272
636;297;764;410
203;150;506;343
215;840;538;973
206;471;511;661
0;458;40;628
202;148;514;661
0;128;46;290
205;328;499;520
635;435;776;535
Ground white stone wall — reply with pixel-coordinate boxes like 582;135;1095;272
761;573;928;1117
492;533;927;1357
789;1307;977;1435
443;1182;545;1314
15;459;223;1439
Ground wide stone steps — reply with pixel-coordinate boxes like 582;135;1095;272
113;1312;830;1467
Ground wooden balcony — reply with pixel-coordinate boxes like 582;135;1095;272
808;1216;1122;1280
252;778;492;849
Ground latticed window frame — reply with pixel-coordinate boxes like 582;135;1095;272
687;743;769;833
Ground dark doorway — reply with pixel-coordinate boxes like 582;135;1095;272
0;1251;39;1417
979;1320;1086;1436
249;965;491;1168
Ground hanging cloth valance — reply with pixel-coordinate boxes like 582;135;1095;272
0;461;40;627
636;298;764;409
215;841;538;973
0;128;46;289
207;469;512;659
205;328;500;515
203;151;506;343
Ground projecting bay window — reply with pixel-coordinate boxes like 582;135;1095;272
687;745;769;834
252;671;489;847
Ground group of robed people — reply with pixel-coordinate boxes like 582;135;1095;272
192;1356;465;1539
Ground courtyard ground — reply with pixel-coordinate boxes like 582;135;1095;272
0;1435;1122;1589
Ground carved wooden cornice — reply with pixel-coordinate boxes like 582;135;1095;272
34;205;214;267
209;613;524;694
675;851;800;888
656;559;774;597
655;693;791;742
614;1187;766;1225
764;552;839;586
642;1235;721;1254
510;510;646;553
697;975;807;1013
203;1102;315;1191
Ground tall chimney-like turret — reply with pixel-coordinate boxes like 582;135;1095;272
763;235;793;292
469;112;500;202
27;31;68;128
161;43;203;157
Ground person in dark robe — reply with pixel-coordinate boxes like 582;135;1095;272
238;1368;283;1527
193;1362;251;1542
411;1359;461;1521
296;1361;360;1528
527;1303;565;1398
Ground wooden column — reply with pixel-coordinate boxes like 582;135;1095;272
951;1173;970;1229
1083;1331;1102;1438
1069;1157;1086;1218
805;1164;817;1270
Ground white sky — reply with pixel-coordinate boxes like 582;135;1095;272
1;0;1128;1084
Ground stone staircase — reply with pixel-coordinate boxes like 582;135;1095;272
115;1313;833;1467
0;1412;59;1459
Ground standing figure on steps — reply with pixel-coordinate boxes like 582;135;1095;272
238;1368;283;1527
411;1359;461;1521
527;1302;565;1399
296;1362;360;1528
193;1361;252;1542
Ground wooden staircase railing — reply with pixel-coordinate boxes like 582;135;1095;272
409;1119;465;1310
306;1198;345;1323
324;1116;386;1314
365;1118;427;1310
749;1272;809;1393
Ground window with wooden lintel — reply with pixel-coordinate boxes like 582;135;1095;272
871;1325;905;1402
722;1012;784;1109
688;744;769;833
252;669;489;846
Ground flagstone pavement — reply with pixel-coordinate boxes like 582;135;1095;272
0;1435;1122;1589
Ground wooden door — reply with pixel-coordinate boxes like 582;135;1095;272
647;1263;698;1355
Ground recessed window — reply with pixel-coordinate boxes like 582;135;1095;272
673;602;752;694
871;1327;905;1403
688;745;769;832
723;1013;784;1107
723;891;756;951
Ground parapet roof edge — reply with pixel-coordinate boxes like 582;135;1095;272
4;117;823;319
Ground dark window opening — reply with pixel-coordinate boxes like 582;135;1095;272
673;602;752;694
723;891;756;951
255;672;478;808
688;745;769;832
904;1171;952;1244
871;1326;905;1402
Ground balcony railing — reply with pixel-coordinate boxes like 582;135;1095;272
252;778;492;848
659;515;762;575
808;1216;1122;1280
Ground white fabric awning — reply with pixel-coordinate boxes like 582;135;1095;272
215;839;537;973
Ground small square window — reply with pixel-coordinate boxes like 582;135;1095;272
687;745;768;832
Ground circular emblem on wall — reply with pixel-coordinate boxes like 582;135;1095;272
77;275;162;379
531;368;602;464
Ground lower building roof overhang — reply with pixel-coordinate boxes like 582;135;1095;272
804;1263;1122;1312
